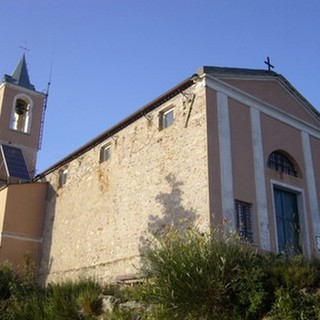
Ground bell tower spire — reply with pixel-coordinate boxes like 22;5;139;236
2;54;35;91
0;56;46;184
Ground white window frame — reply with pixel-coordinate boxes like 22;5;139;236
270;180;310;256
59;168;68;187
100;143;111;163
159;107;174;130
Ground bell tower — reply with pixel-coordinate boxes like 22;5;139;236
0;55;45;184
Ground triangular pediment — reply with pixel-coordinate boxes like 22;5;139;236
200;66;320;129
224;78;319;128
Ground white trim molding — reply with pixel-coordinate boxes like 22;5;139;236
1;231;42;244
205;75;320;139
301;131;320;252
270;180;310;256
250;108;271;250
217;92;235;231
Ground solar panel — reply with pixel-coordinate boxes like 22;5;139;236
1;145;30;180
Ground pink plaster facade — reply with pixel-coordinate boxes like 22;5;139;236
0;183;48;272
204;68;320;255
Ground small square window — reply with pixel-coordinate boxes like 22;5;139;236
100;144;111;163
160;108;174;129
59;168;68;187
235;200;253;242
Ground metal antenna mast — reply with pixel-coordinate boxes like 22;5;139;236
38;60;53;150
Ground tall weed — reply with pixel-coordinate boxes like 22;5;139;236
46;279;102;319
140;228;320;319
141;229;266;319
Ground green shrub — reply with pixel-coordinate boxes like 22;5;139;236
3;229;320;319
267;255;320;291
0;261;44;320
7;291;47;320
46;279;102;319
0;262;17;300
141;229;269;319
102;283;120;296
77;289;102;318
231;263;271;319
269;287;320;319
140;228;320;319
103;307;140;320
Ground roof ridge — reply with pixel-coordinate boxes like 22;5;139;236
198;65;279;77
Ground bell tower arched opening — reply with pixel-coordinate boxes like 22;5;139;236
10;95;33;133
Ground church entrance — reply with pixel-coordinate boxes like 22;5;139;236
274;188;301;254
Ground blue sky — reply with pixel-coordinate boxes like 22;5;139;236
0;1;319;172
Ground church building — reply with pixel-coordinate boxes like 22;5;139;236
1;56;320;284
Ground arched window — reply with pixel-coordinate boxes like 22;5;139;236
10;96;32;133
267;151;297;177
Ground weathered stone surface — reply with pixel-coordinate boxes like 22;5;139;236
39;81;210;283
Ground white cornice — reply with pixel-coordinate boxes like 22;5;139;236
1;231;42;243
0;82;45;98
204;75;320;138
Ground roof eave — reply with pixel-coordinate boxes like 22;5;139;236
35;74;197;179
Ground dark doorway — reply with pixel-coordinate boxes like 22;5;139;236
274;188;301;254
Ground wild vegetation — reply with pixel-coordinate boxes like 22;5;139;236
1;229;320;319
140;229;320;319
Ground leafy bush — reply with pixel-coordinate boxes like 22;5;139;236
0;262;18;300
140;228;320;319
141;229;265;319
102;283;120;296
103;307;140;320
45;279;102;319
269;287;320;320
267;254;320;290
2;229;320;319
7;291;47;320
0;260;44;320
0;268;103;320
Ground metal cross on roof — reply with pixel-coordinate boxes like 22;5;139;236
264;56;274;71
19;42;30;54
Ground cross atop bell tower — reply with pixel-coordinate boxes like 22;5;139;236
0;56;46;184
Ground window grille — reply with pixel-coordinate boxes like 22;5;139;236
235;200;253;242
267;151;297;177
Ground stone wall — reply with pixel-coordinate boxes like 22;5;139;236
39;80;210;283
